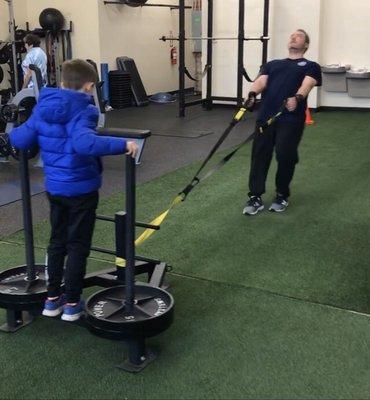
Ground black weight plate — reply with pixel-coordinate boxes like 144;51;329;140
0;265;47;310
18;96;37;123
109;71;130;75
8;96;39;160
0;45;11;65
110;83;131;86
110;99;132;102
110;87;132;91
1;103;19;123
0;134;11;157
110;89;131;92
110;95;132;99
127;0;148;6
85;282;174;340
109;79;131;83
110;93;131;96
15;29;27;41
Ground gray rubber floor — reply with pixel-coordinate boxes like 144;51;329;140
0;99;255;237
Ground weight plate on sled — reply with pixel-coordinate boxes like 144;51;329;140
0;265;47;310
85;282;174;341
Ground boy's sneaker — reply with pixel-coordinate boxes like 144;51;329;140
42;294;66;317
269;195;289;212
243;196;264;216
61;300;85;322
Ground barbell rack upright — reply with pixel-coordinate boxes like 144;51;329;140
4;0;19;93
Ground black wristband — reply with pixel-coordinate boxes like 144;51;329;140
248;91;257;99
294;94;304;103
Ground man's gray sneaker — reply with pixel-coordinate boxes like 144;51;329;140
269;195;289;212
243;196;264;216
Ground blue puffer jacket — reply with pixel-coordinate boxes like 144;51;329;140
10;87;127;197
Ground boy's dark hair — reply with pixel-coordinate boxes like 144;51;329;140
24;34;41;47
61;59;98;91
297;29;310;52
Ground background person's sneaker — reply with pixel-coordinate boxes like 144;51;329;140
243;196;264;216
42;294;66;317
269;195;289;212
61;300;85;322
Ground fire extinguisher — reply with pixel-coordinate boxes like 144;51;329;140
170;46;178;65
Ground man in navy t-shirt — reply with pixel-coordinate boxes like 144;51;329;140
243;29;322;216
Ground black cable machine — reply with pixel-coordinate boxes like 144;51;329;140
160;0;270;117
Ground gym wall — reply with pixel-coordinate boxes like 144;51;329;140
201;0;267;104
203;0;370;109
1;0;194;95
24;0;101;64
319;0;370;108
0;2;10;40
97;0;195;94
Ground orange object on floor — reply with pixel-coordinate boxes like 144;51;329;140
305;107;314;125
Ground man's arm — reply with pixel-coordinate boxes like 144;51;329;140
296;76;318;98
286;76;318;112
22;69;32;89
243;74;268;110
249;74;269;95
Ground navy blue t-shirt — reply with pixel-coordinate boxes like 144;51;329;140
257;58;322;123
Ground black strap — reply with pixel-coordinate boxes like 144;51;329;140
242;68;254;83
179;101;287;200
184;65;211;82
184;67;197;82
201;64;211;78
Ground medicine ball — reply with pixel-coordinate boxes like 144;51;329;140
121;0;148;7
39;8;65;31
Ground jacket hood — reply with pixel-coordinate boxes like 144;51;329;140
36;87;93;124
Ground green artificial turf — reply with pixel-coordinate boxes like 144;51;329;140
1;244;370;400
1;111;370;399
8;111;370;312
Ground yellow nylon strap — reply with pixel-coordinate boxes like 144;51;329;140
116;195;183;267
234;108;246;121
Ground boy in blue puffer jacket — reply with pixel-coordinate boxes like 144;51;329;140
10;59;138;321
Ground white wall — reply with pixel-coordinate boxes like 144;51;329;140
202;0;268;101
203;0;370;109
24;0;101;63
4;0;370;107
98;0;195;94
319;0;370;108
1;0;194;94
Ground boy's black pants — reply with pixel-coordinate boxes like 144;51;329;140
46;191;99;303
248;119;305;199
